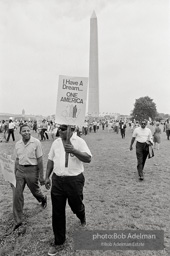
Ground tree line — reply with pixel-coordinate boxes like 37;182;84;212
131;96;170;121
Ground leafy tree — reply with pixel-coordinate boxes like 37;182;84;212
131;96;157;121
155;113;170;122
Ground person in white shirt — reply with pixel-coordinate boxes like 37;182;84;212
115;121;119;134
83;120;88;135
6;119;15;142
130;120;153;180
45;124;92;255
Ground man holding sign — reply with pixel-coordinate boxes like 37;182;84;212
45;124;92;255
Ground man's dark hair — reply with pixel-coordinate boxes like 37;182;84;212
20;124;30;133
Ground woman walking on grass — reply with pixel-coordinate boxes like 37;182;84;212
153;123;161;150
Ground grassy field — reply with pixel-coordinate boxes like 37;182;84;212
0;126;170;256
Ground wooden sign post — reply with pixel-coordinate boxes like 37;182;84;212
65;125;71;167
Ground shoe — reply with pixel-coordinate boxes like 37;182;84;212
41;195;47;208
48;243;64;256
17;225;26;236
139;174;144;181
80;218;86;227
48;245;58;256
13;222;22;231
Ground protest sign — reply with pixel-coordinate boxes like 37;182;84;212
0;153;16;187
55;75;88;126
55;75;88;167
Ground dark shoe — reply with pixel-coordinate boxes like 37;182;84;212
17;225;26;236
80;218;86;227
139;174;144;180
48;245;58;256
13;222;22;231
48;243;64;256
41;195;47;208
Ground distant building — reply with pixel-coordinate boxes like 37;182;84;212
22;109;25;116
0;113;47;122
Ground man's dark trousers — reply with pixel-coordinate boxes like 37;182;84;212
13;165;46;225
120;129;125;138
6;129;15;141
51;173;85;245
136;142;148;177
166;130;170;140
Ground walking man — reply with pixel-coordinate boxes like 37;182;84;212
6;119;15;142
165;119;170;140
45;124;92;256
129;120;153;180
40;120;49;141
13;124;47;230
120;122;126;138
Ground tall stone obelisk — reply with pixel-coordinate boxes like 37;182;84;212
88;11;99;117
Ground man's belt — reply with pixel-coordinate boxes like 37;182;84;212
19;165;37;167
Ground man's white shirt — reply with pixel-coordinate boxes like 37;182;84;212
8;122;15;129
132;127;153;143
48;133;92;176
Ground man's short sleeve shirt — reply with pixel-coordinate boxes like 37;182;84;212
132;127;153;143
15;136;43;165
48;133;92;176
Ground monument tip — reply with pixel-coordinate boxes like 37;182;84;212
91;10;97;19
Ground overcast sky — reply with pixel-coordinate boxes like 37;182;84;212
0;0;169;116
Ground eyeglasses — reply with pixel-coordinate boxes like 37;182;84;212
141;123;146;125
59;126;75;132
59;127;67;132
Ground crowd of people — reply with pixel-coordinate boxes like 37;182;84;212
1;116;170;255
0;119;59;143
1;117;170;142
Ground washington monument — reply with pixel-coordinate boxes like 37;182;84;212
88;11;99;117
